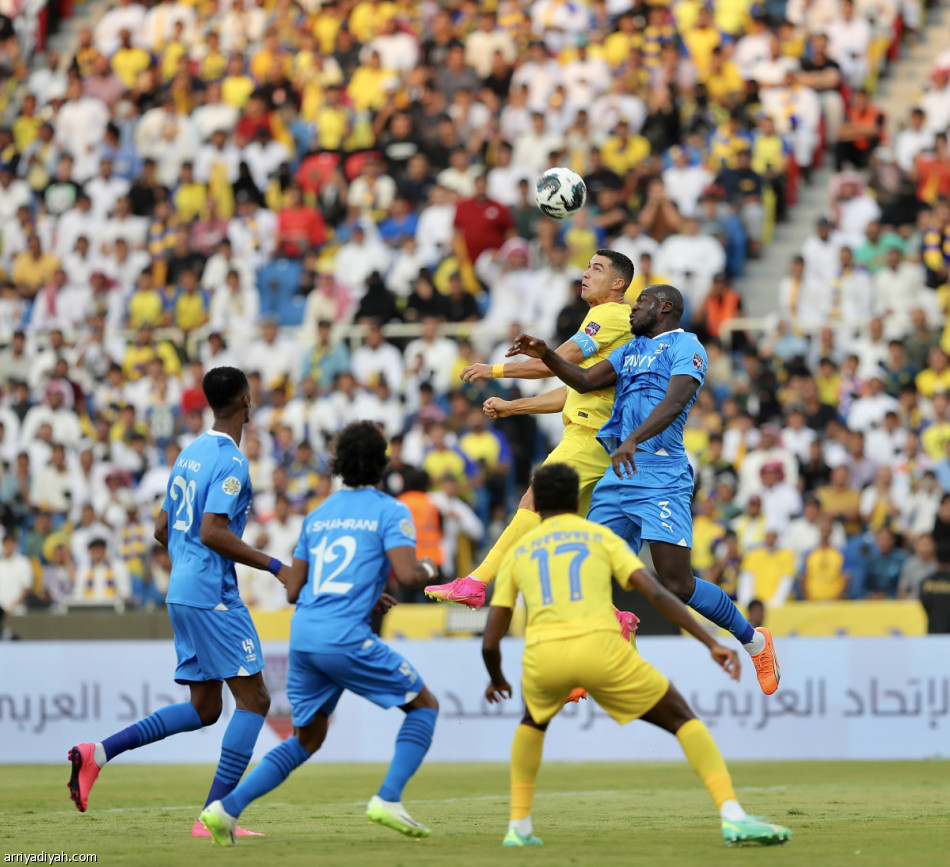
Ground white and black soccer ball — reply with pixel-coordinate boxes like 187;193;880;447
535;167;587;219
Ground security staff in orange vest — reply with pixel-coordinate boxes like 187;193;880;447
397;469;444;603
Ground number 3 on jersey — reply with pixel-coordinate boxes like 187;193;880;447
169;475;196;531
309;535;358;596
530;542;589;605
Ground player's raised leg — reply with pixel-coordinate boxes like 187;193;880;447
425;487;540;609
639;683;791;846
650;542;780;695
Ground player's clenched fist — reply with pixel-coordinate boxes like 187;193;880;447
460;363;492;383
507;333;547;358
483;397;512;418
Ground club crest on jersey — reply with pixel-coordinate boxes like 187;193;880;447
400;518;416;540
692;353;704;370
584;321;601;337
222;476;242;496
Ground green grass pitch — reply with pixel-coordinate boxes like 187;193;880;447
1;761;947;866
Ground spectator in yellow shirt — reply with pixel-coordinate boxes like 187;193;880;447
603;12;641;67
172;269;211;334
703;47;744;107
347;51;394;114
173;162;208;223
801;519;847;601
625;252;673;305
111;28;151;89
222;54;255;109
122;325;182;380
12;236;60;296
12;94;42;152
312;83;353;148
126;271;165;329
738;528;796;608
197;31;228;83
250;32;293;84
422;422;469;494
600;120;651;177
921;393;950;461
349;0;397;44
684;6;722;79
915;347;950;399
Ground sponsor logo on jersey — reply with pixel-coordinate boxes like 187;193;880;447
222;476;242;495
400;518;417;540
584;321;601;337
693;353;704;370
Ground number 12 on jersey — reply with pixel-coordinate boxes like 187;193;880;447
308;535;357;596
530;542;589;605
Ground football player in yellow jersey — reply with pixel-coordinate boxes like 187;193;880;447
425;249;635;609
483;463;792;849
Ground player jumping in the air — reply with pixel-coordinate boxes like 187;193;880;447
425;250;634;612
483;462;792;848
68;367;290;838
199;420;440;845
506;285;781;695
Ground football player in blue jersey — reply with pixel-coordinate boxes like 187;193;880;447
198;420;441;845
68;367;292;838
508;285;781;696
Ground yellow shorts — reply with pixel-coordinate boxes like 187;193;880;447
521;630;670;725
544;423;610;517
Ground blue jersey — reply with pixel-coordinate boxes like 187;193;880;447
291;488;416;649
163;430;253;609
597;329;707;459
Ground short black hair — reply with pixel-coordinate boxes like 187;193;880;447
202;366;249;413
595;248;634;291
532;463;580;514
644;283;685;318
331;421;388;487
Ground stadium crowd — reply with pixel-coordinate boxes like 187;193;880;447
0;0;948;627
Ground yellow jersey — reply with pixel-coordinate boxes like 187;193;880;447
739;547;796;600
563;301;632;431
493;514;644;645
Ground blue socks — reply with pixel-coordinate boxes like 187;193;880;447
102;702;203;762
687;577;756;645
221;736;310;818
377;707;438;802
203;709;266;807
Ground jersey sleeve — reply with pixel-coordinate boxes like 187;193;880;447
569;307;628;359
382;499;417;551
293;522;309;562
670;336;707;384
601;527;646;589
204;453;251;520
491;548;520;608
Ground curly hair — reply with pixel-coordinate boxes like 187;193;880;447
532;462;580;514
331;421;389;487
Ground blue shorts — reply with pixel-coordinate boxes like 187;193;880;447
287;636;423;727
167;603;264;684
586;456;694;553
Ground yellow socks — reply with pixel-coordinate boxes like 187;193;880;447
675;718;737;810
470;509;541;584
510;724;545;820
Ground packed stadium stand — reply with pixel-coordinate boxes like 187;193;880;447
1;0;949;640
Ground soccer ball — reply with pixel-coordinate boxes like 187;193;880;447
535;167;587;219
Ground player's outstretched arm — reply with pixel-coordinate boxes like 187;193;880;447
484;385;567;418
462;338;585;383
387;545;440;586
627;567;741;681
482;605;513;702
200;512;290;583
507;334;617;394
610;374;700;479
